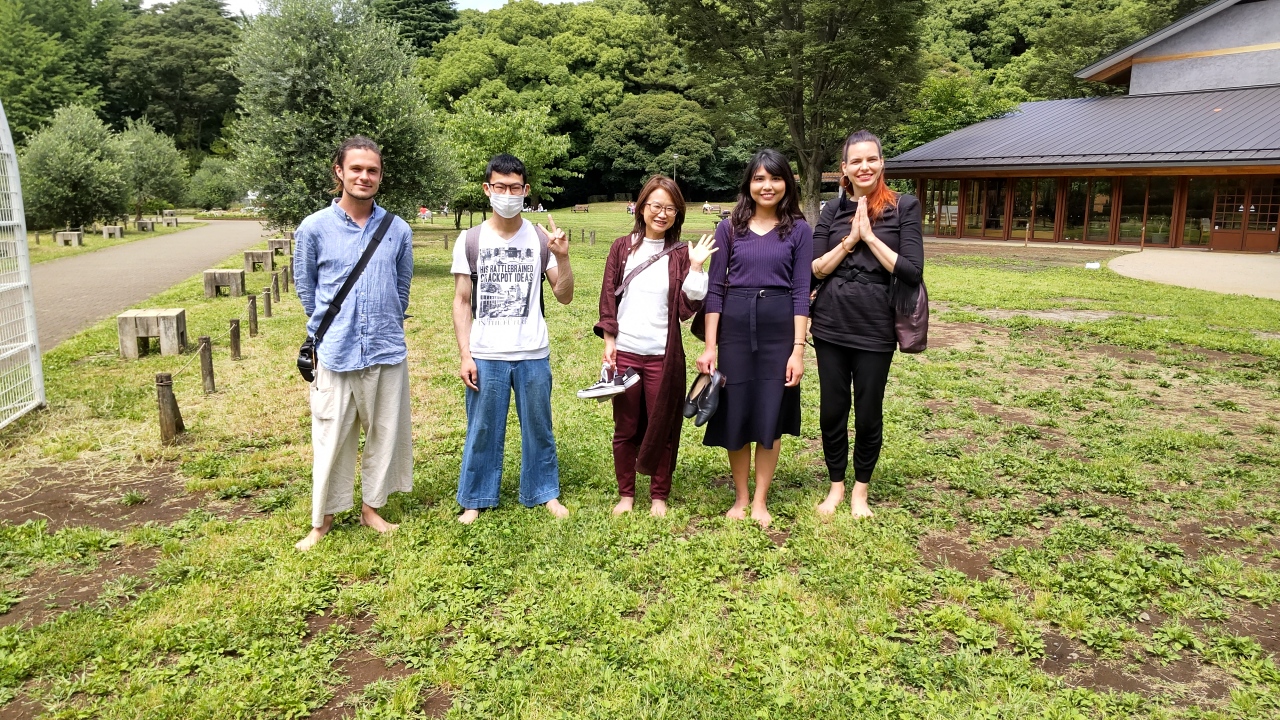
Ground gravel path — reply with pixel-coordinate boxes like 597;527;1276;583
30;220;267;350
1109;248;1280;301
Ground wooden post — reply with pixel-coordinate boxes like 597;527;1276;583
248;295;258;336
34;231;39;245
580;228;585;243
155;372;184;445
198;336;215;394
263;287;272;318
282;266;291;294
590;230;596;246
271;273;280;302
230;319;241;360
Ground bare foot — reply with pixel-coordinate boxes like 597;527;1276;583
650;499;668;517
545;499;570;519
750;504;772;528
359;504;398;534
850;481;874;519
458;508;480;525
613;497;634;516
725;502;748;520
817;482;845;517
294;527;328;552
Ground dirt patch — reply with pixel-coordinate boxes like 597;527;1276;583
0;463;248;531
970;399;1039;426
1037;631;1087;675
918;533;992;580
0;545;160;629
766;530;790;547
1226;602;1280;655
1172;521;1250;562
306;611;375;639
306;612;418;720
976;308;1126;323
927;322;1010;351
421;691;453;718
1090;345;1163;365
0;694;44;720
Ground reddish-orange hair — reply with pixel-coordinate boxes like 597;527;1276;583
840;130;898;221
630;175;686;253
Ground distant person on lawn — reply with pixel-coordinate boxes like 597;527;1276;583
294;136;415;552
451;154;574;524
592;175;716;517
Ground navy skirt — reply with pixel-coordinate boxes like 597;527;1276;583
703;287;802;450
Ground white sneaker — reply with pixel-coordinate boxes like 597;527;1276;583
577;363;628;400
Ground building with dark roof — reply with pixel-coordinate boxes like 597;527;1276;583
886;0;1280;252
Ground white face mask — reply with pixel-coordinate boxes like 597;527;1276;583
489;192;524;218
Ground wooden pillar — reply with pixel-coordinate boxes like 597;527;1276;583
271;273;280;302
155;372;184;445
248;295;258;336
198;336;215;394
590;230;596;246
230;319;241;360
263;287;272;318
282;266;290;294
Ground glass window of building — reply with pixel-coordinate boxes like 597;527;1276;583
1087;179;1114;242
1063;179;1088;241
964;180;982;236
1033;178;1057;240
1012;179;1033;238
1117;177;1146;243
1145;177;1176;245
1182;177;1215;246
920;180;938;235
983;179;1007;239
938;180;959;236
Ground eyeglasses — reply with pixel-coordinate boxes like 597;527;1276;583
644;202;678;216
485;182;527;196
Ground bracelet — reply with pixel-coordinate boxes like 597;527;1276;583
794;341;806;346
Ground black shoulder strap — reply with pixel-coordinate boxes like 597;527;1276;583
615;240;686;299
314;211;396;346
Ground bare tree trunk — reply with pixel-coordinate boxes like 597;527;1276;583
796;154;823;224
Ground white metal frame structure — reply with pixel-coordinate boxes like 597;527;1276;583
0;99;45;430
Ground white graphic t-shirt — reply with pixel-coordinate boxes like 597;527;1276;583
450;219;558;361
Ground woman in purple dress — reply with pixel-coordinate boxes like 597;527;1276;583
695;149;812;527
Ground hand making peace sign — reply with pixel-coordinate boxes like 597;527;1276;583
538;214;569;258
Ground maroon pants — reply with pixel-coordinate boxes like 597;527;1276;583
612;351;675;500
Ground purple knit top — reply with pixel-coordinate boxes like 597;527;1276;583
704;217;813;316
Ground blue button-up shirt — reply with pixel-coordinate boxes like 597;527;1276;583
294;200;414;372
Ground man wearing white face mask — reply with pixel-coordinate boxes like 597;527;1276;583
450;153;575;524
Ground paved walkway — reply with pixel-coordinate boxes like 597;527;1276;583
1109;248;1280;301
31;220;266;350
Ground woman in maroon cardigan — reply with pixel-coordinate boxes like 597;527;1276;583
595;175;717;517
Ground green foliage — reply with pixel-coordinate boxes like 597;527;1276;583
372;0;457;53
118;117;187;218
103;0;240;152
18;104;128;229
230;0;454;228
590;91;716;190
888;70;1022;154
440;96;570;212
0;0;96;143
186;156;243;210
20;0;135;107
650;0;925;218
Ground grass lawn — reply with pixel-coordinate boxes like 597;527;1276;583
26;220;207;264
1;203;1279;718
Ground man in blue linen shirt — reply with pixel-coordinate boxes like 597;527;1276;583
293;136;414;551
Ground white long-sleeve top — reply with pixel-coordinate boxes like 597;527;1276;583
615;238;708;356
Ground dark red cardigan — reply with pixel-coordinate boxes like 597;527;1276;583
593;235;702;476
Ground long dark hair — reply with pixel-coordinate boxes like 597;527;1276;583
729;148;805;240
840;129;898;221
629;175;686;253
331;135;382;195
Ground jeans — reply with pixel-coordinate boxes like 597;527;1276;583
457;356;560;509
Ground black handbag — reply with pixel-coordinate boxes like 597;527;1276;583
297;212;397;381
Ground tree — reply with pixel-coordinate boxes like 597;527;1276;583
648;0;925;219
118;118;187;218
22;0;137;104
372;0;458;53
441;96;570;226
104;0;240;151
590;92;716;193
187;156;242;210
0;0;96;143
18;105;128;229
230;0;455;228
888;70;1021;154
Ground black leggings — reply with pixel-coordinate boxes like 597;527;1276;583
814;338;894;484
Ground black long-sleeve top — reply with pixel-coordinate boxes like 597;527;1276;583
810;193;924;352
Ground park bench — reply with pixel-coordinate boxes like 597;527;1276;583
203;269;246;298
55;231;83;246
117;308;186;359
102;225;123;239
163;216;179;227
136;219;155;231
572;204;589;213
720;210;731;220
703;204;721;214
244;250;275;274
267;238;292;256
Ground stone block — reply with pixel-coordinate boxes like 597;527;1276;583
117;308;186;359
163;209;177;217
55;231;84;246
244;250;275;274
267;238;292;256
284;230;295;240
102;225;123;239
203;269;246;298
136;219;155;231
163;216;179;227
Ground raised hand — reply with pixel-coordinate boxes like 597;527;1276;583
539;214;569;258
855;201;874;241
688;233;718;270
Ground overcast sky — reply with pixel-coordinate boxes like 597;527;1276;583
206;0;572;17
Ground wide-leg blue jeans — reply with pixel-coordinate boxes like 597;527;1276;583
457;356;561;509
